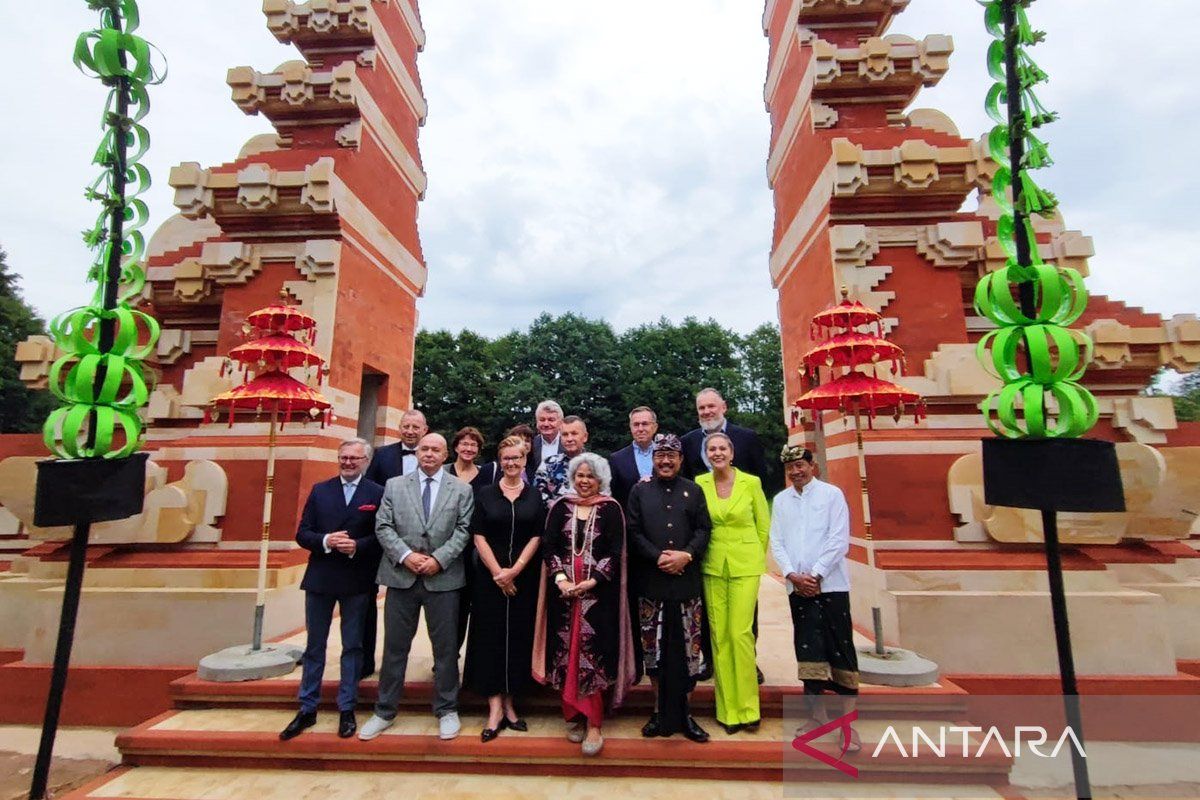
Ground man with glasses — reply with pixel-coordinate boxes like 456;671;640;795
281;438;385;741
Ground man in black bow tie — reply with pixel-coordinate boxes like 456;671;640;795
365;409;429;485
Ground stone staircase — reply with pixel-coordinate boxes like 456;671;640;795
61;583;1017;799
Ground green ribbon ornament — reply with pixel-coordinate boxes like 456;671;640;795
973;0;1099;439
44;0;164;460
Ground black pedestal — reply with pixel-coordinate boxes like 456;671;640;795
28;454;148;799
982;438;1124;800
34;452;148;527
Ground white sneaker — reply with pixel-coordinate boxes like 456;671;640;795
438;712;461;740
358;714;394;741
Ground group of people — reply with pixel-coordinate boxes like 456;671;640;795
280;388;861;756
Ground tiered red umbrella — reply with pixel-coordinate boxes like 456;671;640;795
794;289;925;577
207;299;331;652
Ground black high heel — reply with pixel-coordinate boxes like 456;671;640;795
500;716;528;732
481;727;499;743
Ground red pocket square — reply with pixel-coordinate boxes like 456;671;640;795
357;504;378;512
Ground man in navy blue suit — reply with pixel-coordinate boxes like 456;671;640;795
280;438;385;741
609;406;659;507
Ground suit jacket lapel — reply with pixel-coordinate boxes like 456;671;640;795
425;475;453;531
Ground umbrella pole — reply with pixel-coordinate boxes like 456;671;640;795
852;407;886;657
251;407;278;652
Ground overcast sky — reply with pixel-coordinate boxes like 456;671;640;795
2;1;1196;339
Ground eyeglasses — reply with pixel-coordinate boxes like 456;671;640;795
500;455;524;463
339;455;368;462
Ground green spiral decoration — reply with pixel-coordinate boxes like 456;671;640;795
44;0;164;459
973;0;1098;439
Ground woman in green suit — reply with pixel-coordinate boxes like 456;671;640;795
694;432;770;733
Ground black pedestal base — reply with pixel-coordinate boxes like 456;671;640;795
982;437;1124;513
34;453;148;527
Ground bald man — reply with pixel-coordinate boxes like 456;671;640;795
360;433;474;742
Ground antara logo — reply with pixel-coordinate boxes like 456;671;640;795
790;710;859;779
873;725;1087;760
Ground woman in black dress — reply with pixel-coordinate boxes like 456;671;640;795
463;435;545;741
446;426;498;489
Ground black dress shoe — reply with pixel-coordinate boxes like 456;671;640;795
756;666;765;685
338;710;357;739
743;719;761;733
721;721;744;735
683;717;710;743
501;717;528;732
641;713;663;738
280;710;317;741
481;727;500;743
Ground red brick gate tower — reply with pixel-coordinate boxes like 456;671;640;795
762;0;1200;680
0;0;431;681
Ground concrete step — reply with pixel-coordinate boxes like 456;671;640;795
114;706;1013;784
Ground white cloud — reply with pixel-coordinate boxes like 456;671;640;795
1;0;1194;340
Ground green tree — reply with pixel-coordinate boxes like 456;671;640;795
617;317;745;441
1171;371;1200;422
411;328;500;446
0;247;55;433
734;322;786;491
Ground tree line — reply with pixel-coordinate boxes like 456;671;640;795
412;313;788;490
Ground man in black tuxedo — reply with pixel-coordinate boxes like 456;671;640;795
281;438;384;741
609;406;658;507
526;399;564;481
680;387;767;684
364;409;429;485
361;408;428;675
681;388;768;481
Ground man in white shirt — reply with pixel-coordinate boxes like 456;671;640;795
769;444;859;743
527;399;564;480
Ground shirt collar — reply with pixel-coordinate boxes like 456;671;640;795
633;441;653;455
341;476;359;488
418;467;443;484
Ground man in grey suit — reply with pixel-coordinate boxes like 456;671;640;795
359;433;473;741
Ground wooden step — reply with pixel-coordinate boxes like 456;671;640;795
115;707;1013;784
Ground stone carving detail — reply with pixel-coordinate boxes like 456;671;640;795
831;138;867;195
0;457;228;545
201;241;260;285
172;258;210;302
336;119;362;148
914;221;986;268
949;442;1197;545
1086;315;1200;373
811;33;951;90
894;140;938;189
829;225;880;269
264;0;375;40
302;157;337;213
812;101;838;129
13;335;59;389
296;240;342;280
237;163;278;211
357;48;377;68
168;162;215;219
227;61;360;114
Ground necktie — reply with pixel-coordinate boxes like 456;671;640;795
343;482;356;505
422;476;433;520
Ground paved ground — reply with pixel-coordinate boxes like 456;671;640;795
0;726;118;800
